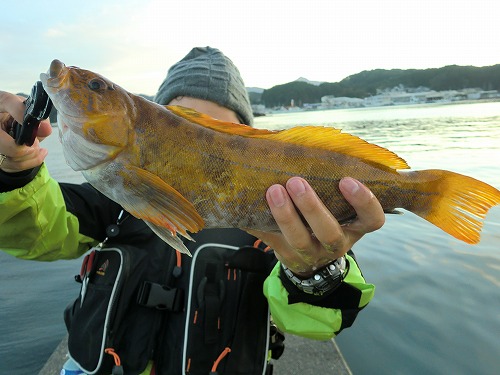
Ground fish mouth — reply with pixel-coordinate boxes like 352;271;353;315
40;59;98;122
40;59;113;132
40;59;68;88
40;59;123;171
40;60;82;123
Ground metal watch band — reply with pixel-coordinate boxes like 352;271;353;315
281;256;347;296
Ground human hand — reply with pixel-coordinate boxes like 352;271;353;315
248;177;385;277
0;91;52;173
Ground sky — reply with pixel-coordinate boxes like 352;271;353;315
1;0;499;95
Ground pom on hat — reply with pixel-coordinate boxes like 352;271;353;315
154;47;253;126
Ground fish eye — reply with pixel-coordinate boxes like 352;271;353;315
88;78;107;91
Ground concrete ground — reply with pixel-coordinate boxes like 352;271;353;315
273;335;352;375
39;334;352;374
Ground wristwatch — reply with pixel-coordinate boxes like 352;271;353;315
281;257;347;296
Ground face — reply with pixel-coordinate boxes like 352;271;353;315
168;97;241;124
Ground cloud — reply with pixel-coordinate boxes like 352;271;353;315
44;28;66;38
2;0;500;94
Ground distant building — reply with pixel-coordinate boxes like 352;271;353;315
479;90;499;99
320;95;364;109
265;85;499;112
363;86;498;106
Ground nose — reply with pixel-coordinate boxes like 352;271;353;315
49;59;66;79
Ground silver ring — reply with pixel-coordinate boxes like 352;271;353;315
0;153;7;167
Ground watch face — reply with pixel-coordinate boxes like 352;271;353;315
283;257;346;296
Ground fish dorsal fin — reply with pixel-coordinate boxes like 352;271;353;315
167;105;410;170
167;105;275;136
264;126;410;170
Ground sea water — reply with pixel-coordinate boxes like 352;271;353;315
258;101;500;375
0;101;499;374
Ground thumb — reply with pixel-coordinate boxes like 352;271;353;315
0;91;26;123
37;119;53;138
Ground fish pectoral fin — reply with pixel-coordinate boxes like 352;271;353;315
146;222;192;256
119;165;205;241
167;105;409;170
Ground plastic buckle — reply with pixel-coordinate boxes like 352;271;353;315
137;281;183;311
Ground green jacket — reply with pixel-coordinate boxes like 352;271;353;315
0;164;375;341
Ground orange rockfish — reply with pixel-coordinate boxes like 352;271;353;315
40;59;500;255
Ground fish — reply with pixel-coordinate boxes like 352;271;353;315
40;59;500;255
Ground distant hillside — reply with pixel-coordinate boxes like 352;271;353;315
259;64;500;107
20;64;500;122
294;77;324;86
247;87;264;94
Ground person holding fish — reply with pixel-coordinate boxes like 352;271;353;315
0;47;388;374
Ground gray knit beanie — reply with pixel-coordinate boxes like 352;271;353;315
154;46;253;126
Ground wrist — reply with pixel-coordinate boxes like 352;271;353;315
280;257;347;297
0;164;41;192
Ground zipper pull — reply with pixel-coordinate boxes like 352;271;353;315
105;348;124;375
210;347;231;374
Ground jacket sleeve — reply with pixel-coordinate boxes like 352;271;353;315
263;253;375;340
0;164;99;260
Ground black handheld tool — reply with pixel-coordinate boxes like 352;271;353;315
11;81;53;146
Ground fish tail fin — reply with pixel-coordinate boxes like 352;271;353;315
407;169;500;244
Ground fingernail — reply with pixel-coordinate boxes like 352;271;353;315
268;185;286;207
341;177;360;194
287;177;306;196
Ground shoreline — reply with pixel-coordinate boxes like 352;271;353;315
259;97;500;115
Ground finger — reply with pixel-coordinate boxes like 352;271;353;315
37;119;53;139
0;91;51;140
265;183;314;253
339;177;385;237
0;147;48;173
0;128;37;157
285;177;343;250
0;91;25;123
0;112;14;132
11;140;44;161
0;137;45;170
